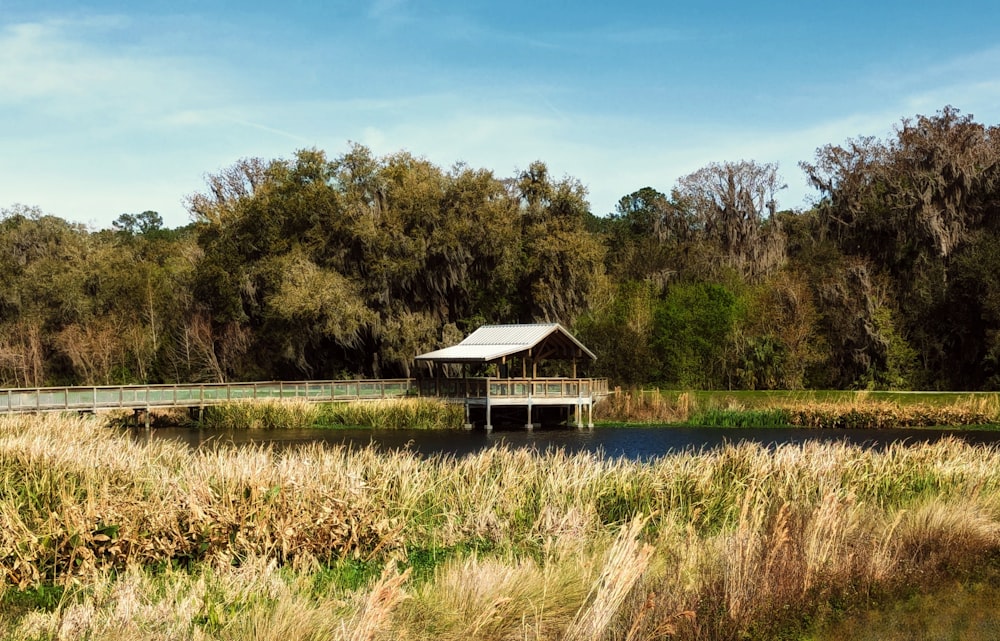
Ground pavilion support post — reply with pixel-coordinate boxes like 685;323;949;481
463;400;472;430
485;398;493;432
572;358;577;378
588;401;594;429
525;401;533;432
575;402;583;430
521;358;526;378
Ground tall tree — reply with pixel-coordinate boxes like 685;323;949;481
674;160;786;281
802;106;1000;387
516;162;607;324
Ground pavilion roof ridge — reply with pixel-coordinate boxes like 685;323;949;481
414;322;595;363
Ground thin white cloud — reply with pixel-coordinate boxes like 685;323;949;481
367;0;413;30
227;118;313;145
600;26;691;45
0;16;228;122
5;8;1000;228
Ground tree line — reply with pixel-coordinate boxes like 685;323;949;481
2;106;999;390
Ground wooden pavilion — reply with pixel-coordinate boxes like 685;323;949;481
415;323;607;431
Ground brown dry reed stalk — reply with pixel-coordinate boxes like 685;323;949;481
784;399;1000;429
348;563;411;641
598;389;1000;428
563;515;655;641
596;388;693;423
199;397;464;430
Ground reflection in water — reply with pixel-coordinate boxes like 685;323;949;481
137;425;1000;461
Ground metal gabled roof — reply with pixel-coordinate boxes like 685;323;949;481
415;323;596;363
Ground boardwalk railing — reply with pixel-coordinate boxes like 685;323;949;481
0;377;610;415
0;380;414;414
418;377;609;401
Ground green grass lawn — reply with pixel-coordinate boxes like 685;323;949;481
664;389;1000;408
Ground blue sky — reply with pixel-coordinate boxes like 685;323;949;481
3;1;1000;229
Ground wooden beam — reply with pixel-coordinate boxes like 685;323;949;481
534;345;558;361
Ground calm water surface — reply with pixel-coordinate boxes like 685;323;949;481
141;425;1000;460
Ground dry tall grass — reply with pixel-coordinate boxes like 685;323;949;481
197;397;464;430
597;388;1000;428
785;397;1000;428
595;388;692;423
4;413;1000;640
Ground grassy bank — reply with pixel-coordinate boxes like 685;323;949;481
808;578;1000;640
4;414;1000;639
194;397;464;430
596;388;1000;428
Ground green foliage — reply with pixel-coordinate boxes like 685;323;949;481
1;584;64;614
310;558;382;593
6;106;1000;390
810;579;1000;641
113;210;164;237
686;408;791;427
655;282;742;388
185;149;604;380
802;106;1000;389
733;335;788;391
575;280;660;384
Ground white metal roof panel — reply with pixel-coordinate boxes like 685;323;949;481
415;323;596;363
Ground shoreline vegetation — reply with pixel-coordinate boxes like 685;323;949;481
594;389;1000;430
132;389;1000;431
195;397;465;431
4;413;1000;640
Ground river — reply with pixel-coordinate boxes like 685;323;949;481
140;424;1000;459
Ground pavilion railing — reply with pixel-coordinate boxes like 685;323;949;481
417;377;609;400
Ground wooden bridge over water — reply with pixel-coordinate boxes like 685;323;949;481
0;377;609;431
0;323;611;431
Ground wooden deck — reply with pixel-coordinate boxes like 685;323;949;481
0;377;609;430
419;377;608;430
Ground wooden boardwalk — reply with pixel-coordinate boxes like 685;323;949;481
0;380;415;414
0;378;609;430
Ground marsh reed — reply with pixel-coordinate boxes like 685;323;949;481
197;397;464;430
4;413;1000;640
597;388;1000;428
